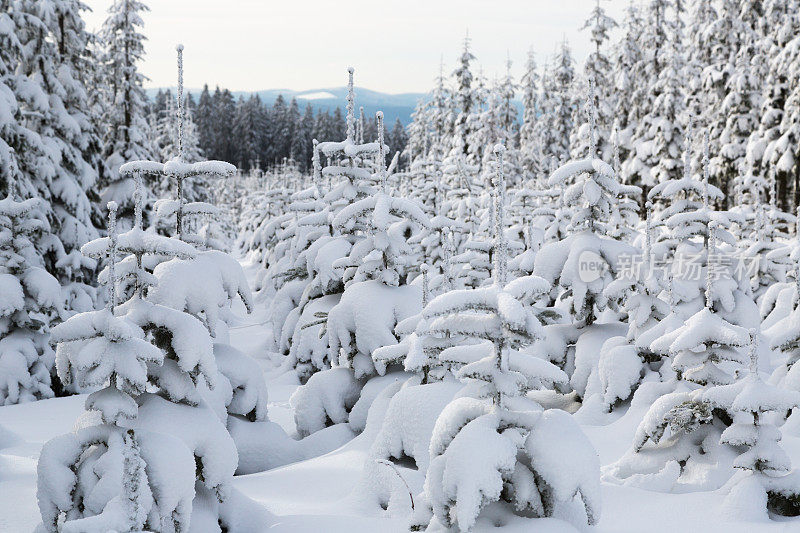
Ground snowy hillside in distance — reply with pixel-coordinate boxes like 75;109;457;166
149;86;429;125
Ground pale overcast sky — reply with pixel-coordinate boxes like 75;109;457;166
82;0;627;94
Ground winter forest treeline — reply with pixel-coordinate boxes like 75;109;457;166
405;0;799;214
151;87;409;173
3;0;800;531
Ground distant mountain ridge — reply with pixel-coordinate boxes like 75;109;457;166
147;86;426;126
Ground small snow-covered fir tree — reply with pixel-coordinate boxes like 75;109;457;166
277;69;390;380
652;227;751;387
38;203;191;532
326;111;430;378
14;0;101;310
577;0;617;160
519;47;541;176
534;82;640;328
150;46;236;246
702;331;800;516
766;248;800;387
419;145;599;532
332;113;429;286
40;147;262;530
608;329;795;495
705;331;799;473
98;0;158;229
647;131;739;309
0;184;63;405
450;32;477;160
371;262;457;384
598;202;669;410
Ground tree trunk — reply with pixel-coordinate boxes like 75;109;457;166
778;171;789;213
794;164;800;213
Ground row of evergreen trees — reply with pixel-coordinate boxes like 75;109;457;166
150;87;410;173
406;0;800;213
235;57;800;528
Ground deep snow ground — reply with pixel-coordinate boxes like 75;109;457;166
2;259;800;532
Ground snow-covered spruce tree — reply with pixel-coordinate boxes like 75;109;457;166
736;179;791;301
702;331;800;517
647;133;760;384
533;84;640;330
606;210;760;488
0;3;29;196
519;48;541;176
51;170;261;529
0;184;63;405
276;69;386;381
442;154;480;250
291;144;428;436
408;146;444;218
532;83;641;400
236;167;272;254
595;202;669;410
541;39;576;164
151;46;236;251
413;214;460;296
647;131;729;302
622;14;685;203
577;0;617;161
117;49;266;439
507;185;545;278
385;150;556;386
450;32;477;161
497;56;519;155
268;174;327;357
246;177;296;295
526;159;568;247
429;58;454;156
655;240;751;387
451;237;493;290
404;99;432;166
326;111;430;378
370;261;464;387
765;247;800;389
417;144;599;532
608;325;780;494
98;0;157;229
449;148;514;290
10;0;101;311
37;201;184;532
278;152;339;379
